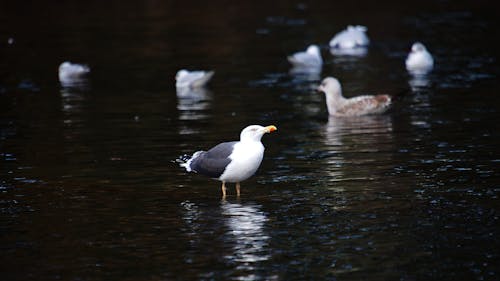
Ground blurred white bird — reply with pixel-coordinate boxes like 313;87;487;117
175;69;215;88
329;25;370;49
405;42;434;74
287;45;323;67
58;62;90;82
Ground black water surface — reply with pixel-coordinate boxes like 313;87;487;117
1;1;499;280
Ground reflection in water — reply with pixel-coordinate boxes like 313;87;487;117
408;73;431;92
180;200;202;245
321;115;394;186
59;75;91;90
176;87;212;121
330;48;368;73
60;87;86;115
323;115;394;146
221;200;270;273
176;87;212;135
289;65;321;83
179;200;271;279
60;79;90;129
330;47;368;58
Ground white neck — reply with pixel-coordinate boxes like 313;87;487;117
324;88;346;115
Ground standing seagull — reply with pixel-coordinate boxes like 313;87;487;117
180;125;277;197
329;25;370;49
175;69;215;88
405;42;434;74
317;77;391;117
287;45;323;67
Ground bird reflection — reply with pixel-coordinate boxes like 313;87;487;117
330;46;368;58
408;72;432;92
320;115;394;189
60;87;86;114
180;200;202;245
59;77;91;90
220;200;270;269
176;87;212;121
289;65;321;82
324;115;393;137
60;77;90;129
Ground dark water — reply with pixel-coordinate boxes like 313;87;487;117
1;1;499;280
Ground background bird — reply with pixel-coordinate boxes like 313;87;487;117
329;25;370;49
406;42;434;74
180;125;277;197
317;77;391;117
58;61;90;82
175;69;215;88
287;44;323;67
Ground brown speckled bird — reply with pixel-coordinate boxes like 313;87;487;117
317;77;391;117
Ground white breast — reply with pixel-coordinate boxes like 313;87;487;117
219;141;265;183
406;51;434;73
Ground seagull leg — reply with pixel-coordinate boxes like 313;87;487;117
236;182;241;197
221;181;227;198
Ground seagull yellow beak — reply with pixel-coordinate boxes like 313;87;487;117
264;125;277;133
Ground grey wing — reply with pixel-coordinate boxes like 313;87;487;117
189;141;236;178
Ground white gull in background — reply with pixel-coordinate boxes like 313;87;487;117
175;69;215;88
329;25;370;50
58;61;90;84
287;45;323;67
406;42;434;74
180;125;277;197
317;77;391;117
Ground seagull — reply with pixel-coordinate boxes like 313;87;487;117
405;42;434;74
329;25;370;49
317;77;391;117
58;62;90;82
180;125;277;197
175;69;215;88
287;45;323;67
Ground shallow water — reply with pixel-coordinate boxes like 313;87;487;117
1;1;499;280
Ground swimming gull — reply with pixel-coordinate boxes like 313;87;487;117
405;42;434;74
329;25;370;49
176;69;215;88
58;61;90;82
180;125;277;197
317;77;391;117
287;44;323;67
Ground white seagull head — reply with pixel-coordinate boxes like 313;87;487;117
317;77;342;97
240;125;277;142
306;45;321;56
411;42;427;53
175;69;189;80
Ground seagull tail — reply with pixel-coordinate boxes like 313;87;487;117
191;71;215;88
177;151;203;172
